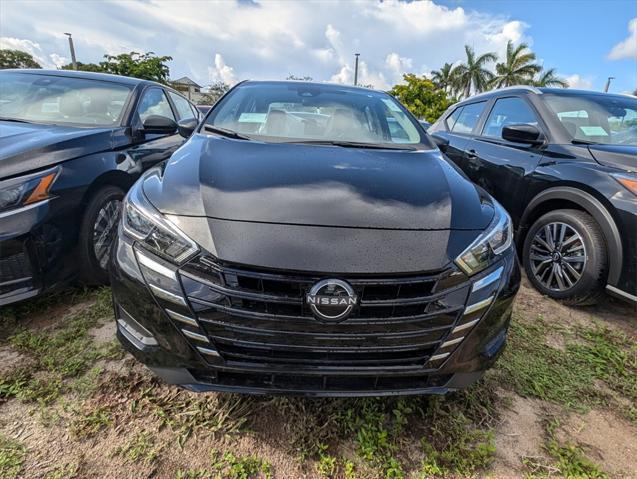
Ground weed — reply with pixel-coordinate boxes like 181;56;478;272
315;443;338;477
71;406;112;438
45;462;80;479
210;449;273;479
114;430;160;463
175;469;210;479
0;434;26;479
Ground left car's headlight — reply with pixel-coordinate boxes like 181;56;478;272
0;166;60;213
455;200;513;276
122;178;199;265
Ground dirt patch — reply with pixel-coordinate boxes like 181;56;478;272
559;409;637;479
89;321;116;344
0;347;32;376
491;393;547;478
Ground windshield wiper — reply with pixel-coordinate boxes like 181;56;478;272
0;117;34;124
283;139;418;151
571;139;599;145
203;124;252;140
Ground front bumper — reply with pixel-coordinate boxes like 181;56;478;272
0;200;78;306
110;234;520;397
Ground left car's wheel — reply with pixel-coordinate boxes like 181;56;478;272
78;185;124;285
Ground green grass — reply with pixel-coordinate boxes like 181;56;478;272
70;406;112;438
523;418;610;479
174;449;272;479
0;435;26;479
45;462;80;479
495;313;637;422
114;431;161;463
0;288;121;406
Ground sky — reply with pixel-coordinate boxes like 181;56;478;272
1;0;636;93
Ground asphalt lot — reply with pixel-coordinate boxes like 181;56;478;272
0;277;635;478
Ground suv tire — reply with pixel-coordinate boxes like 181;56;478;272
78;185;125;285
523;209;607;305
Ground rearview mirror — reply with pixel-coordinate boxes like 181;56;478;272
502;123;543;145
142;115;178;135
178;117;198;138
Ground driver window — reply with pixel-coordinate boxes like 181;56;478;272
137;88;175;123
482;97;539;139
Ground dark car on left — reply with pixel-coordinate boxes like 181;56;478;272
0;69;200;306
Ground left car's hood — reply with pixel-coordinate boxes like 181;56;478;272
145;134;493;231
0;121;116;179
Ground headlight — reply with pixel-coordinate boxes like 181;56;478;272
455;200;513;275
0;167;59;213
122;178;199;264
611;172;637;196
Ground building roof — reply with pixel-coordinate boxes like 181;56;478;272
172;76;202;88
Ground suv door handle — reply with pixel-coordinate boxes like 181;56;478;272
466;149;477;159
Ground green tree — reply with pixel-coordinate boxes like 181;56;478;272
63;52;172;83
0;49;41;69
389;74;452;122
430;62;457;95
197;81;230;105
532;68;569;88
492;40;541;88
286;74;313;81
453;45;497;98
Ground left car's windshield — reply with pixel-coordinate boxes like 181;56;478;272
0;72;133;127
544;93;637;146
205;82;430;149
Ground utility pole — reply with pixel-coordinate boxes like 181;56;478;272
64;33;77;70
353;53;360;86
603;76;614;93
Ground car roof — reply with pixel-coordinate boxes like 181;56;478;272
239;80;383;94
456;85;632;105
1;68;156;87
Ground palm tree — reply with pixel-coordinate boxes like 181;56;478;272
454;45;497;98
533;68;569;88
492;40;541;88
431;62;457;94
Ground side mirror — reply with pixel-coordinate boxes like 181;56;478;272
502;123;543;145
177;117;198;138
431;133;450;150
142;115;178;135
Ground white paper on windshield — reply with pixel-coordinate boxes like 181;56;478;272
579;126;609;136
238;113;267;123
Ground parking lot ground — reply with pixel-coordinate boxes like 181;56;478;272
0;278;635;479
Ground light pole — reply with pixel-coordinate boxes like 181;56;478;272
603;76;614;93
64;33;77;70
353;53;360;86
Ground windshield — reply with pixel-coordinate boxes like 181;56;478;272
544;93;637;146
0;72;133;127
204;82;431;149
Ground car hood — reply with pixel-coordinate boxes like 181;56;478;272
0;121;116;179
588;144;637;172
145;134;494;231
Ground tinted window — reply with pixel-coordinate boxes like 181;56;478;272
137;88;175;122
482;97;539;138
0;72;132;127
445;107;462;130
451;102;486;133
168;91;196;121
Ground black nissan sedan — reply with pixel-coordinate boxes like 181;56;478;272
110;81;520;396
0;69;199;305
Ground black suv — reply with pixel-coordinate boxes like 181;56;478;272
110;81;520;396
429;87;637;305
0;70;199;305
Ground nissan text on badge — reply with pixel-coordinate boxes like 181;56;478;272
110;81;521;396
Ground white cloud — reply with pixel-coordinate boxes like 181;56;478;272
209;53;237;85
608;18;637;60
565;74;593;90
1;0;535;88
0;37;49;67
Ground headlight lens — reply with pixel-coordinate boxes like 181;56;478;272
0;167;59;212
611;172;637;196
455;200;513;275
122;178;199;264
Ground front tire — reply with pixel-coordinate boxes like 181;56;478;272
523;209;607;305
78;185;124;285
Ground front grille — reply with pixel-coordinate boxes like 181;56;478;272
0;252;32;284
179;256;470;371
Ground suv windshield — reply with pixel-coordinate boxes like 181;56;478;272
0;72;132;127
204;82;431;149
544;93;637;146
